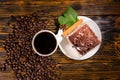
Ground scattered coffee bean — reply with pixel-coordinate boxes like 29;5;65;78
2;9;61;80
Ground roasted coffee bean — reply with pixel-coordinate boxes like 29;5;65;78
2;10;61;80
0;63;7;71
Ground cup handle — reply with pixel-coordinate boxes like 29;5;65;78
55;28;63;43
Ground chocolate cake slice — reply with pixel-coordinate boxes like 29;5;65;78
68;24;100;55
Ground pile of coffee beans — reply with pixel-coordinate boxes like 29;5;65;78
2;10;61;80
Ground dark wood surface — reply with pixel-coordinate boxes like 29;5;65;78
0;0;120;80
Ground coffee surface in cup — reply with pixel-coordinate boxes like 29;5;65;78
34;32;57;54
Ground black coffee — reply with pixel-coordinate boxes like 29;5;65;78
34;32;57;54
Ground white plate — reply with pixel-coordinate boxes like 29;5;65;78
56;16;102;60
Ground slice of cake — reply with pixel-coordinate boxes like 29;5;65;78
68;24;100;55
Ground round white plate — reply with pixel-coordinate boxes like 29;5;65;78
56;16;102;60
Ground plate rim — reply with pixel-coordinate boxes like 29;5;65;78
57;16;102;60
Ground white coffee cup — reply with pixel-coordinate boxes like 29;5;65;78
32;30;58;56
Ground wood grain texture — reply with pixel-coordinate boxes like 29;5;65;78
0;0;120;80
0;0;120;17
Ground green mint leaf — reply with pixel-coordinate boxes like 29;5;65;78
58;16;74;26
58;6;78;28
64;7;78;23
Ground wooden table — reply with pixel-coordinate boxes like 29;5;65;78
0;0;120;80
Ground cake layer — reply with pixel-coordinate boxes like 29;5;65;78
68;24;100;55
